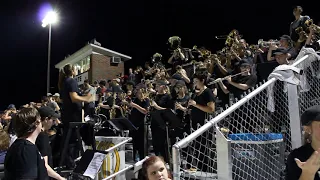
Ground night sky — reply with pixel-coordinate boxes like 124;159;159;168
0;0;318;109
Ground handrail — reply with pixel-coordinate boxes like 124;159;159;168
102;156;150;180
104;137;132;153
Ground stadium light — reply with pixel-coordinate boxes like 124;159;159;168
42;11;58;27
42;11;58;94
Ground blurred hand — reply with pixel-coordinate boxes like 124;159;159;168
269;44;278;50
175;102;183;110
295;148;320;175
226;76;232;82
188;100;196;107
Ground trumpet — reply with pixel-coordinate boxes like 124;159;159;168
305;19;320;34
258;39;280;47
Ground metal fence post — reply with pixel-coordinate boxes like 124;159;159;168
287;83;302;149
216;127;232;180
172;145;181;180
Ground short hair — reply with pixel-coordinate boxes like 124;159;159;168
13;107;40;138
193;66;208;83
294;6;303;13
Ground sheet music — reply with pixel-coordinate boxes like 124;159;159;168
83;152;106;179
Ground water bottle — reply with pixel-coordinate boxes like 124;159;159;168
135;151;140;162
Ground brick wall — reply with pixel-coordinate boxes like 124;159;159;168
90;54;124;83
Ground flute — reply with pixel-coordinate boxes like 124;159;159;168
207;70;250;85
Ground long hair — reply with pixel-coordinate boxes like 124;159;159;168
58;64;73;91
0;129;10;151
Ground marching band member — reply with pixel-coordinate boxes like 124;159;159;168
129;89;150;161
188;67;215;172
150;81;174;162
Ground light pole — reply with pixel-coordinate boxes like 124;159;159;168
42;11;57;94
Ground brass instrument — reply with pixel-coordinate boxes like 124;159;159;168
295;27;304;34
305;19;320;34
249;44;260;53
119;92;131;116
258;39;280;47
109;93;117;119
225;29;242;46
305;19;314;27
193;46;212;59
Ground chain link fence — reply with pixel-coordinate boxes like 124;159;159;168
173;80;289;180
173;51;320;180
295;51;320;113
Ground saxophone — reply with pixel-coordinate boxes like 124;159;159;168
109;93;117;119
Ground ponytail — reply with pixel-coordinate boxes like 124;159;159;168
58;64;74;91
58;69;66;91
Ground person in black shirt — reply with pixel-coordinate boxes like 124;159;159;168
218;62;257;100
267;35;297;61
150;81;174;162
58;64;93;124
36;106;65;180
187;67;215;172
129;89;150;161
286;105;320;180
57;64;94;169
172;82;191;143
4;107;48;180
189;67;215;128
98;88;114;120
218;62;257;133
168;48;186;73
290;6;310;43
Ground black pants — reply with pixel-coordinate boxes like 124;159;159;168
130;124;145;160
151;125;168;162
150;110;170;163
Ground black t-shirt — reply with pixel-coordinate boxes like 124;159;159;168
286;143;320;180
36;132;53;167
4;139;48;180
191;88;215;128
60;77;82;122
129;98;149;127
228;74;257;100
155;94;174;109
